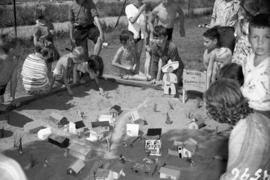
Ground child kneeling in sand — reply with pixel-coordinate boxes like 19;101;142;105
112;30;149;81
51;46;84;96
75;55;105;95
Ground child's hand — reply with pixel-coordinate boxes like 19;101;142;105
99;88;105;96
132;64;136;72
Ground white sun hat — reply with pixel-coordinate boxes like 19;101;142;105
162;60;179;73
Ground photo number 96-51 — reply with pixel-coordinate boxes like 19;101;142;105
231;168;270;180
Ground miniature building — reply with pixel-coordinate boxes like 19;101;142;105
91;121;110;132
87;128;105;142
109;105;122;118
145;128;162;156
68;121;86;135
68;142;91;161
48;134;69;148
67;159;85;175
110;162;125;179
159;165;181;180
95;168;113;180
49;112;68;128
99;114;114;124
181;138;198;158
187;118;206;129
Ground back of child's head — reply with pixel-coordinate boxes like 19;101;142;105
34;42;44;54
203;26;220;46
153;25;167;38
218;63;244;86
88;55;104;77
249;13;270;32
205;78;252;125
120;30;134;45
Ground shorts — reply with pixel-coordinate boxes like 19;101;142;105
73;24;100;45
0;84;7;96
166;28;173;41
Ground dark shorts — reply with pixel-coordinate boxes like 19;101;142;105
73;24;100;45
0;84;7;96
166;28;173;41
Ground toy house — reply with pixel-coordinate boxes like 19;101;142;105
49;112;69;128
159;165;181;180
109;162;125;179
95;168;113;180
99;114;114;124
67;159;85;175
87;121;110;141
48;134;69;148
187;118;206;129
68;121;86;135
109;105;122;118
68;142;91;161
181;138;198;158
145;128;162;156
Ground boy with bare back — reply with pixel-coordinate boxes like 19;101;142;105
149;0;185;41
0;36;18;106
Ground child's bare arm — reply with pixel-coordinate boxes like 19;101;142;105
112;48;131;70
149;8;158;32
88;69;104;94
203;50;209;69
207;55;215;88
177;5;185;37
156;58;163;81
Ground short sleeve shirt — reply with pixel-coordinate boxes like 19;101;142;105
69;0;98;26
150;41;182;64
241;53;270;111
125;3;146;39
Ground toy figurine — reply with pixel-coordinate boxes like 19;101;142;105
18;137;23;155
162;61;179;97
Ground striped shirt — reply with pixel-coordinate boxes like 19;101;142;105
21;53;50;93
220;112;270;180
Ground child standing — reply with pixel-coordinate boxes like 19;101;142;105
0;35;18;105
52;46;84;96
125;0;147;72
112;30;148;81
33;5;60;72
203;27;232;88
75;55;105;95
205;79;270;180
149;0;185;40
241;14;270;117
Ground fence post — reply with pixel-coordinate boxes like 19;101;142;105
13;0;17;38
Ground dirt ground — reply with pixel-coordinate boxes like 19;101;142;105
0;79;231;180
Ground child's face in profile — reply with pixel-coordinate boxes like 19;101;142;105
249;26;270;57
203;36;217;51
152;35;167;48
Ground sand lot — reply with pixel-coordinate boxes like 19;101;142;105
0;80;230;180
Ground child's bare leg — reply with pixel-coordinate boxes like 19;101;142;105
125;72;148;81
144;50;151;79
0;95;4;104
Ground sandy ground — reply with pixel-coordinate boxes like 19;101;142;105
0;80;230;180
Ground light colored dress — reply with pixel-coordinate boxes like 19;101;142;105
241;53;270;111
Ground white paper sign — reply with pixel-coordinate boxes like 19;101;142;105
126;124;139;137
